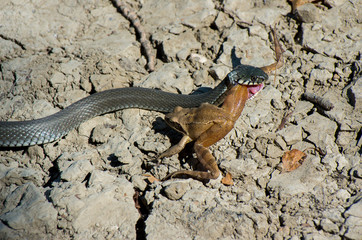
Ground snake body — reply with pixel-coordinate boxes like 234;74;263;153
0;65;267;147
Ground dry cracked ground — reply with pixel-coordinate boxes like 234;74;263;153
0;0;361;239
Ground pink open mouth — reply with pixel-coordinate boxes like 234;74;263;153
246;83;264;99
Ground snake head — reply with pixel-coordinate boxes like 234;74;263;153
228;64;268;86
228;64;267;100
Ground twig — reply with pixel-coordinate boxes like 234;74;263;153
303;147;326;156
271;26;285;69
276;111;293;131
302;92;334;111
260;26;285;75
111;0;155;72
215;4;252;28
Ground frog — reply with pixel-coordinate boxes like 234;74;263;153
160;84;255;181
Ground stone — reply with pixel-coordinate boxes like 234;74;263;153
49;71;66;87
336;189;351;202
320;218;339;234
225;1;289;26
307;132;339;154
249;25;269;40
321;154;338;172
322;207;345;224
237;191;252;202
336;154;350;171
0;165;44;186
209;64;231;80
219;157;258;178
271;98;285;110
300;1;361;62
76;116;111;141
90;124;115;144
131;175;148;191
266;144;284;158
323;91;353;123
72;183;138;237
135;62;194;94
274;135;287;150
216;27;273;67
192;69;209;86
89;74;117;92
295;3;321;23
114;142;133;164
268;156;328;195
343;216;362;240
243;86;281;128
277;125;303;145
88;170;117;188
145;195;256;239
311;54;337;73
120;109;142;133
247;212;269;238
27;145;45;162
303;232;335;240
214;11;233;30
60;159;94;182
343;197;362;239
60;60;82;75
292;101;314;123
336;131;355;147
86;31;140;60
309;68;333;85
50;178;138;239
350;164;362;178
136;136;168;153
300;112;338;137
344;198;362;218
0;183;57;236
160;31;201;61
176;48;190;61
30;99;58;120
347;76;362;111
163;181;190;200
140;0;216;31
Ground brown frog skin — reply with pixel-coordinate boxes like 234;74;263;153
160;84;257;181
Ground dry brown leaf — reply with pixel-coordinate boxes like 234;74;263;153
282;149;307;172
288;0;332;11
289;0;314;11
221;172;234;186
143;173;160;183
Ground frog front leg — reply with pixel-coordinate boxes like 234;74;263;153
158;103;226;160
158;135;192;159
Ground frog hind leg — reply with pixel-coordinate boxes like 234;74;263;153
164;120;234;181
163;143;220;181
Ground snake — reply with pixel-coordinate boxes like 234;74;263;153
0;64;267;147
